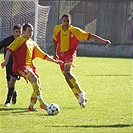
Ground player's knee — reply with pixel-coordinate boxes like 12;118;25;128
29;73;37;82
64;70;72;78
9;77;16;87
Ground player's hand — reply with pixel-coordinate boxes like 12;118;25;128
56;60;64;65
105;40;111;45
1;61;7;68
53;54;59;60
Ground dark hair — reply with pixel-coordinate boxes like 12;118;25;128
62;13;72;21
23;23;33;31
13;24;21;31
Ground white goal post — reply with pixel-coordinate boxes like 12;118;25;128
0;0;51;51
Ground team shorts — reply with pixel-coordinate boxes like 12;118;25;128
58;50;76;71
13;65;39;82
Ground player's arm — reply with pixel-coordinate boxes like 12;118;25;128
33;43;63;64
0;39;6;50
45;54;63;65
52;26;59;60
90;33;111;45
1;50;11;68
53;41;58;60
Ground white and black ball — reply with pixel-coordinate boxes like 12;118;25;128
47;103;60;115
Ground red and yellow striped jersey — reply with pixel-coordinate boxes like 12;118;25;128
53;24;91;52
7;35;47;69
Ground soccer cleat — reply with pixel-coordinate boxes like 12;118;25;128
27;106;38;112
12;90;18;104
4;103;10;107
78;92;87;108
40;105;47;110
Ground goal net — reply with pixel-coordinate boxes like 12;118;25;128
0;0;51;51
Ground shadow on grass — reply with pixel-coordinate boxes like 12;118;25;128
0;107;27;112
47;124;133;128
0;107;48;116
86;74;131;76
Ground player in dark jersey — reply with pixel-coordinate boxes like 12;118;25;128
0;24;22;106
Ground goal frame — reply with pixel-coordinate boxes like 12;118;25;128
2;0;39;42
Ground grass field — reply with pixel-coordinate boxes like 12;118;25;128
0;54;132;133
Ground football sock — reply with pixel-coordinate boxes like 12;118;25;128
5;87;14;104
69;77;83;98
31;82;47;109
29;92;37;109
71;87;79;99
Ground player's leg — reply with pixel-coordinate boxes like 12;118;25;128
64;64;87;108
64;64;82;97
28;72;48;111
60;51;83;97
10;73;19;104
4;76;18;106
63;71;78;98
62;51;87;108
4;66;13;106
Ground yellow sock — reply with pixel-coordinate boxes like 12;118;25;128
71;87;79;99
31;82;46;107
69;77;83;98
29;91;37;109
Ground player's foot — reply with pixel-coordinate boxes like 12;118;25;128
12;90;18;104
78;92;87;108
27;106;38;112
40;105;47;110
4;103;10;107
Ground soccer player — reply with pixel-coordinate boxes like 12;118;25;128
1;23;63;112
53;13;111;108
0;24;22;107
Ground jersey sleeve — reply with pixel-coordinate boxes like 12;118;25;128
53;25;61;43
6;37;24;51
53;26;58;42
32;42;47;60
0;39;6;50
72;27;91;41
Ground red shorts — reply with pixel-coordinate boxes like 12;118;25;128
13;65;39;82
58;50;76;72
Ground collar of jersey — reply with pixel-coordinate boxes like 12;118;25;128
22;35;31;40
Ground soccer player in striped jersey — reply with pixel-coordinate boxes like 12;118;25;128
53;13;111;108
1;23;63;112
0;24;22;107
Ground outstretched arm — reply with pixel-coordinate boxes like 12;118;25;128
45;54;63;64
90;33;111;45
0;39;6;50
1;50;11;68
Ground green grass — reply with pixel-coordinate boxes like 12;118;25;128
0;54;132;133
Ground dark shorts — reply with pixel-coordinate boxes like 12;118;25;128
6;64;20;81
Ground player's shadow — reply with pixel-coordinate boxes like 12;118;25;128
0;107;28;113
0;107;48;116
74;124;133;128
86;74;131;76
50;124;133;128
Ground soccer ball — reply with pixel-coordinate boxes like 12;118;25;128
47;103;60;115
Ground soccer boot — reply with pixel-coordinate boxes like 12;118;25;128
27;106;38;112
40;105;47;110
12;90;18;104
4;103;10;107
78;92;87;108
